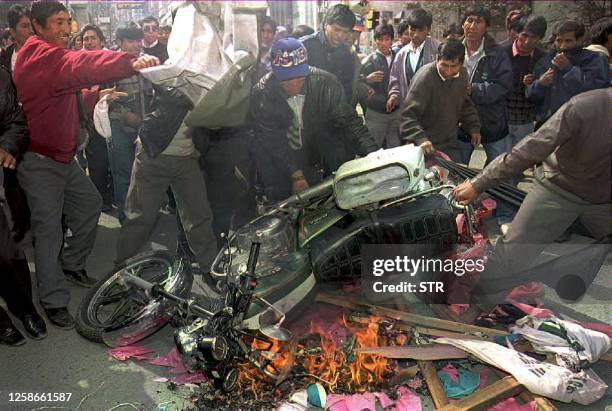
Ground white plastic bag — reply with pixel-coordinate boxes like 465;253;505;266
436;338;608;405
93;94;112;139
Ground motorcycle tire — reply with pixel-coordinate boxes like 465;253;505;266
76;251;178;343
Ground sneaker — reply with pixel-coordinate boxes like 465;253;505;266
44;307;75;329
64;269;97;288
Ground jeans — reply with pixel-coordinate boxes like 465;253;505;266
496;123;535;225
459;136;509;166
107;121;137;224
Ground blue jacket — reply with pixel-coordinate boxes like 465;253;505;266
461;36;513;144
527;46;609;124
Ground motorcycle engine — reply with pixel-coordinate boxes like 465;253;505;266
211;213;295;279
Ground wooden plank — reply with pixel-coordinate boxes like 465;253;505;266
415;326;491;341
315;293;509;338
354;344;469;360
418;360;449;409
437;376;524;411
493;370;557;411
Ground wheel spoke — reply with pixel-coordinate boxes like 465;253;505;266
106;298;139;324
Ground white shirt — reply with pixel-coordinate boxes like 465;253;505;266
10;49;18;71
407;41;425;73
464;38;485;79
143;40;158;49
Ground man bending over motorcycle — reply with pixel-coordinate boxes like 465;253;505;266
249;38;378;201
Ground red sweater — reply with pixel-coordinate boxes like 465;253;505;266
13;36;137;163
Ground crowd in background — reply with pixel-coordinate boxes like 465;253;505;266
0;1;610;347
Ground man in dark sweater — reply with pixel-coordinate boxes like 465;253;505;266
140;16;168;63
13;1;158;329
400;40;480;162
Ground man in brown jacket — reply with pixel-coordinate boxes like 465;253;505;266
454;88;611;296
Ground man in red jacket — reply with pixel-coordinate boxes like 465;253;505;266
13;1;158;329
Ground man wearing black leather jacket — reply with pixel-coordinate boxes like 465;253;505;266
250;38;378;200
0;66;48;345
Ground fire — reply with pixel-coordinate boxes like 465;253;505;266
235;315;403;398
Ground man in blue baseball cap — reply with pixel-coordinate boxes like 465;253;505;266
249;37;378;200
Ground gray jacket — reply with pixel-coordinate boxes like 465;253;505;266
471;89;611;204
388;37;440;104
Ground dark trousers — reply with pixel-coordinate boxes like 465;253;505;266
2;168;30;232
0;207;36;327
85;132;113;206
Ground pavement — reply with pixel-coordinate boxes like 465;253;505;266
0;147;610;410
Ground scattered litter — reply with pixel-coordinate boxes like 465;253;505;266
154;372;207;385
394;386;422;411
511;315;612;369
108;345;155;361
353;344;468;360
577;322;612;339
405;377;423;390
437;364;480;398
436;337;608;404
327;392;392;411
306;383;327;408
148;346;188;374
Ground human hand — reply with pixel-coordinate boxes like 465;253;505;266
132;55;160;71
386;96;397;112
523;74;534;86
539;68;554;87
99;86;128;102
453;181;479;205
0;148;16;169
291;171;309;194
471;133;481;147
366;70;384;84
420;141;435;155
552;53;571;71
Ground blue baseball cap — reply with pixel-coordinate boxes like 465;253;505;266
270;38;310;81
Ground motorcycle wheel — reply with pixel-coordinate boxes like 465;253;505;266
76;251;177;343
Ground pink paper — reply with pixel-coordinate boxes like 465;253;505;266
148;346;187;374
327;392;393;411
406;377;423;390
108;345;155;361
394;386;422;411
448;304;470;316
154;372;207;385
439;364;459;384
487;397;535;411
505;282;544;304
478;367;492;389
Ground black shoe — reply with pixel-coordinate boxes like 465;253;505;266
64;269;97;288
19;313;47;340
44;307;74;329
0;324;26;346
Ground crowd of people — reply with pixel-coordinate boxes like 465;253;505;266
0;1;610;347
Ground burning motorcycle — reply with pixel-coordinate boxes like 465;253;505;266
75;145;493;390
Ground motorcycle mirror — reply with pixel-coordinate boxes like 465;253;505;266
259;324;293;342
258;307;293;342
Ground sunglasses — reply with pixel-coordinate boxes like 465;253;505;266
143;26;158;33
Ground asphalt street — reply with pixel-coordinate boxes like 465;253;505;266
0;149;610;411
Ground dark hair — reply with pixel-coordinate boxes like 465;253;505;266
374;24;394;40
116;22;143;42
552;20;585;39
437;39;465;63
462;5;491;27
514;15;547;39
81;24;105;44
30;1;67;31
397;20;410;36
262;16;278;32
292;24;314;38
584;17;612;46
406;8;432;30
159;25;172;33
443;23;464;38
324;4;356;30
505;10;524;31
140;16;159;27
8;5;30;30
69;33;82;49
